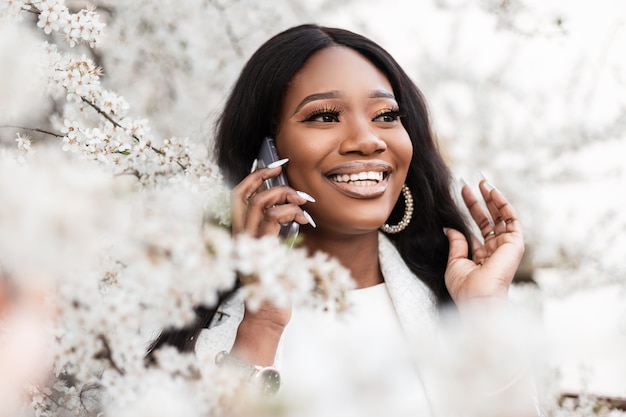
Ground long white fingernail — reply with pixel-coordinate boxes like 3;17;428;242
479;171;498;192
267;158;289;169
296;191;316;203
303;210;316;228
250;158;258;173
483;181;497;192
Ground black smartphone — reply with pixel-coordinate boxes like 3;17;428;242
256;136;300;242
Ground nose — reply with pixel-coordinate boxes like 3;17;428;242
338;119;387;155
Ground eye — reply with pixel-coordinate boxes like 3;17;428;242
300;106;342;123
372;108;403;123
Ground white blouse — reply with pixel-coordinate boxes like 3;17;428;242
275;282;432;416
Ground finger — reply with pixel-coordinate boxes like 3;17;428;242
477;180;507;236
444;227;470;263
479;180;523;237
460;182;494;239
244;186;314;236
232;165;286;205
252;204;314;237
231;164;294;234
245;185;311;223
476;183;525;281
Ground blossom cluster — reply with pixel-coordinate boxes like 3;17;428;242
31;39;224;194
234;234;355;312
0;144;355;417
3;0;106;47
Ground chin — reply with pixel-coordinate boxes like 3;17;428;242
338;218;390;235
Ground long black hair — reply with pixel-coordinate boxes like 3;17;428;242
150;24;473;355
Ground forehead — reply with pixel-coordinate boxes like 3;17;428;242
286;46;394;102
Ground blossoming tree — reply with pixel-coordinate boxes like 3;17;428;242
1;0;625;416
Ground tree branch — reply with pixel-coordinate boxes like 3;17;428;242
80;97;187;170
0;125;63;138
95;334;125;376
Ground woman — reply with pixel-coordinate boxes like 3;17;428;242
153;24;529;415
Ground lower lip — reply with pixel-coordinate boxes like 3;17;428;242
326;176;389;198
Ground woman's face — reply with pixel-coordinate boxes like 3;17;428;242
276;45;412;235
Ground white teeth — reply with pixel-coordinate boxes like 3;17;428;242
355;180;377;187
330;171;384;184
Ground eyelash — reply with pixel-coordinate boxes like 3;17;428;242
373;108;403;122
300;106;404;123
300;106;343;123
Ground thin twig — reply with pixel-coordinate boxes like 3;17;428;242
21;4;40;15
0;125;63;138
80;97;126;135
38;387;61;407
80;97;187;170
96;334;125;376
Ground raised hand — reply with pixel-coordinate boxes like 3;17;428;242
443;179;525;304
230;158;315;237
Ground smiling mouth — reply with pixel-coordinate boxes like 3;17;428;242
328;171;386;187
325;165;390;198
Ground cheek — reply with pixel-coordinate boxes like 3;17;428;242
277;126;332;155
394;133;413;175
276;137;320;189
282;154;315;189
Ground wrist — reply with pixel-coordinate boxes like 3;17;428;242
456;294;510;313
231;315;285;366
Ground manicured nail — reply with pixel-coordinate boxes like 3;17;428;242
267;158;289;169
483;181;497;192
296;191;316;203
250;158;258;173
479;171;498;192
458;177;469;188
302;210;316;228
443;227;449;235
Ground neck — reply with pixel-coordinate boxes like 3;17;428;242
301;230;383;289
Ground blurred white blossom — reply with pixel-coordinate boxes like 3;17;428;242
234;234;354;312
1;0;625;416
0;18;48;125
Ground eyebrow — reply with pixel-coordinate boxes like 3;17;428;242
292;89;396;115
368;90;395;100
293;90;343;114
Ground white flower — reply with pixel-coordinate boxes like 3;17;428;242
15;133;32;153
36;0;67;35
29;0;105;47
233;234;354;312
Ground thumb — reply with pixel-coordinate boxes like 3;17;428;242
444;227;469;264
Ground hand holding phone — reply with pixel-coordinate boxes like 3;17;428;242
256;137;300;242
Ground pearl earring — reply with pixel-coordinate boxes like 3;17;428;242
380;184;413;234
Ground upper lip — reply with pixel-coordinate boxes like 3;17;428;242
324;160;392;177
